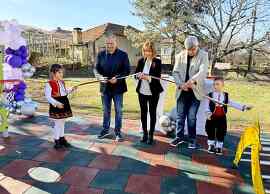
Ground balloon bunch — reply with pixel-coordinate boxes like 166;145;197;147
0;20;38;116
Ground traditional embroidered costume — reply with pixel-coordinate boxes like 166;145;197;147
45;79;72;149
205;91;247;154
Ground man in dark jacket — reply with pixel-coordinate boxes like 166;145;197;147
95;33;130;141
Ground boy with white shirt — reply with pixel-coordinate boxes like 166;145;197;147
205;77;251;155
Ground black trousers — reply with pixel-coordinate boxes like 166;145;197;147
205;116;227;142
138;93;159;136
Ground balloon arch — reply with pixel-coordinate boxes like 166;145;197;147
0;20;38;132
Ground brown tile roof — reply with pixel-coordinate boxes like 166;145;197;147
82;23;139;42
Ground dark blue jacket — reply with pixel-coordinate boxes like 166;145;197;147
95;48;131;94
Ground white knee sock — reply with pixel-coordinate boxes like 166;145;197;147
53;119;65;140
208;140;215;146
216;141;223;149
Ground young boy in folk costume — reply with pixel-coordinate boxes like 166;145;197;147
45;64;76;149
205;77;251;155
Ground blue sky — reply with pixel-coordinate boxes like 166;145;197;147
0;0;143;30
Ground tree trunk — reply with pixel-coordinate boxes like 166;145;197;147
246;0;258;77
171;34;177;66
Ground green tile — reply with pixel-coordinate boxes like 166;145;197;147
0;156;14;168
161;174;197;194
18;138;45;147
118;158;149;173
179;161;210;182
41;162;71;175
90;170;130;191
7;146;44;160
112;145;138;159
165;151;191;164
104;190;132;194
63;151;96;166
233;184;255;194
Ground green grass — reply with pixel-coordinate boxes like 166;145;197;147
26;78;270;130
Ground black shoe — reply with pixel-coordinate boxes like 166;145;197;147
140;133;148;143
208;145;215;154
216;148;223;155
60;137;71;148
115;133;124;142
170;137;184;147
147;138;154;145
98;130;110;139
54;140;62;150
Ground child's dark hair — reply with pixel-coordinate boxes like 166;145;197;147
214;76;224;82
50;64;63;74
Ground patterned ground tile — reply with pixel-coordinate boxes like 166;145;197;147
179;161;210;182
39;162;71;176
161;174;197;194
0;156;14;168
125;174;161;194
89;154;122;170
0;176;32;194
148;159;178;177
165;150;192;164
232;184;255;194
112;145;139;159
89;143;117;155
196;181;233;194
90;170;130;191
65;186;104;194
6;146;44;160
118;157;150;173
60;166;99;187
0;159;41;178
104;190;132;194
34;149;70;163
26;182;69;194
62;150;97;166
17;137;45;147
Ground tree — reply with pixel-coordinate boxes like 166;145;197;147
188;0;270;72
125;0;199;65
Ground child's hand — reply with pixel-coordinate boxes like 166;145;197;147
207;115;212;120
56;103;64;109
244;105;253;111
71;86;78;92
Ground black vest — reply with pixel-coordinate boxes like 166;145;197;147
209;92;229;114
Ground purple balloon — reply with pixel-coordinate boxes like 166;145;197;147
22;58;28;64
14;93;25;101
5;47;14;55
6;54;23;68
17;81;27;90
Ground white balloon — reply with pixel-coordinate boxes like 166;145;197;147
159;115;171;128
24;98;32;103
21;103;36;116
16;108;22;115
22;63;32;72
16;101;25;107
30;66;36;74
23;71;33;78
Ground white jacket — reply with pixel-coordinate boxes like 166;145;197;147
173;48;209;100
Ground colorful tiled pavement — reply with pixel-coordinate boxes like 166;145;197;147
0;113;255;194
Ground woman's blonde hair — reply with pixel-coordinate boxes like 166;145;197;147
142;41;156;59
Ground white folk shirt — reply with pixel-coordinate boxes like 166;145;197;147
205;91;246;116
45;81;71;107
139;59;152;96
